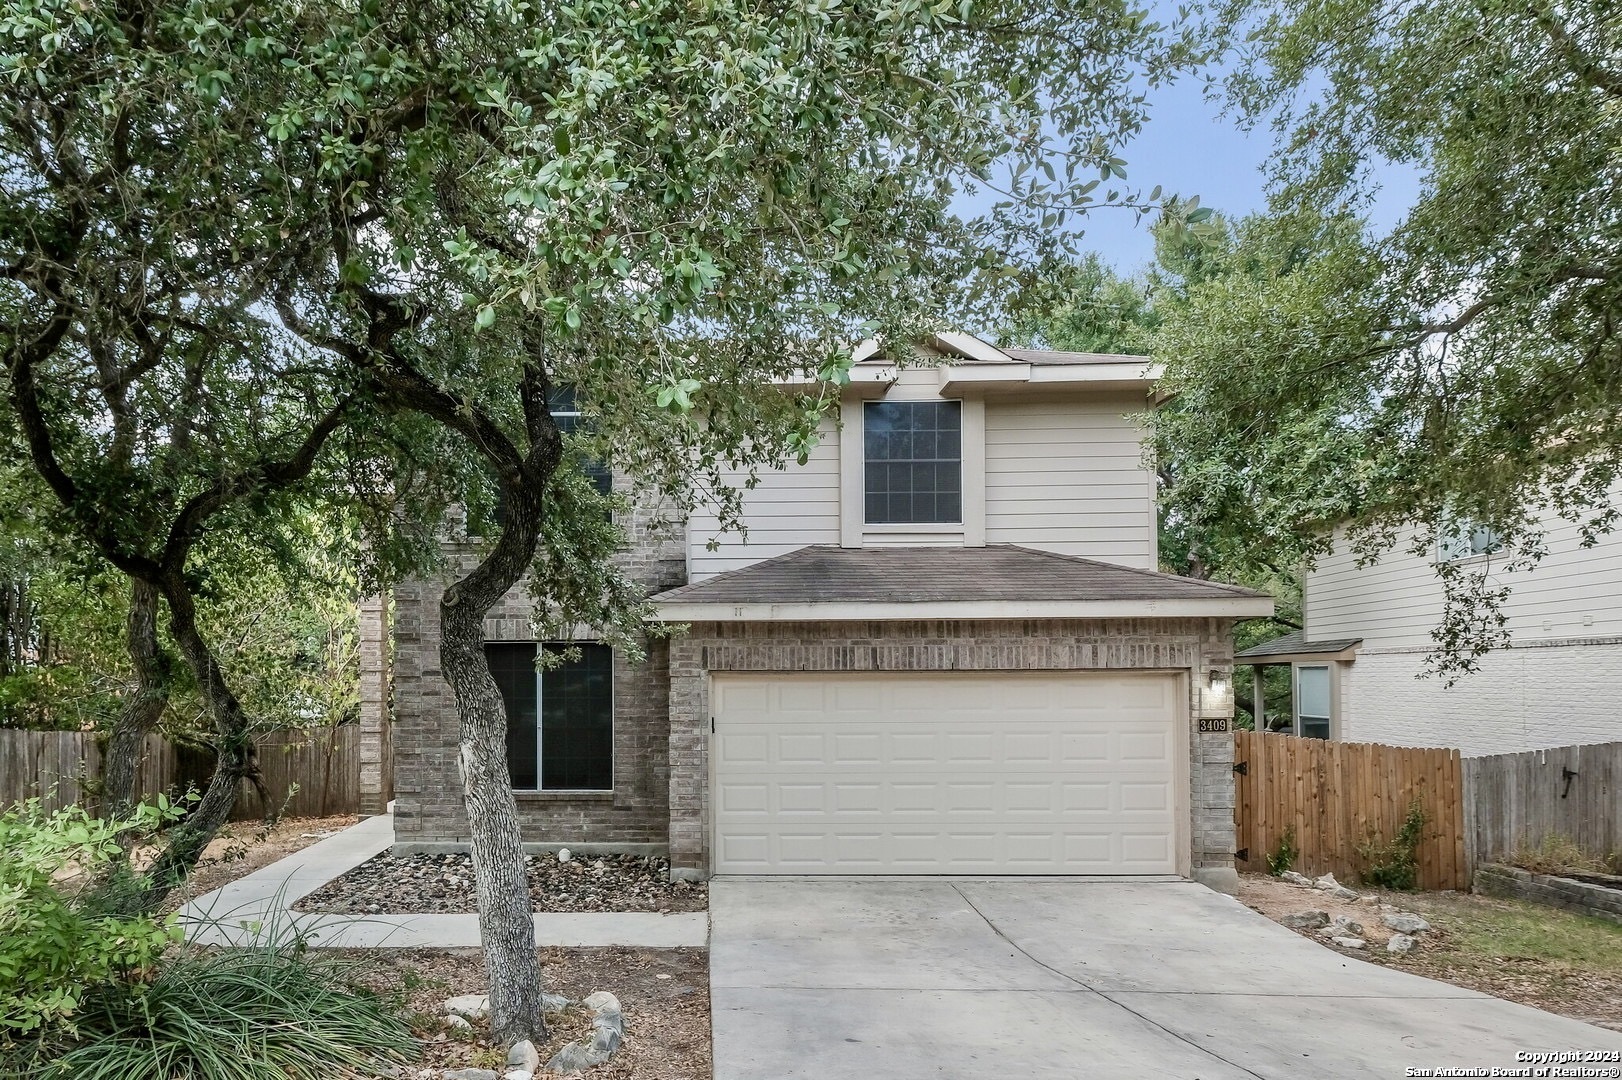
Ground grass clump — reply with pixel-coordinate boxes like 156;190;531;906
0;795;417;1080
1358;799;1426;891
11;937;417;1080
1506;834;1617;877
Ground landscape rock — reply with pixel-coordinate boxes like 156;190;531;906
504;1073;535;1080
1280;910;1331;930
1332;915;1364;935
292;851;705;915
1329;936;1367;949
508;1040;541;1074
542;993;572;1013
547;989;625;1072
1279;871;1313;887
443;1014;474;1033
442;994;490;1020
442;1070;500;1080
1312;873;1361;901
557;848;572;863
547;1043;609;1074
1387;933;1419;954
1381;913;1431;935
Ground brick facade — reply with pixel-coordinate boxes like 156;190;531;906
388;497;685;853
1338;639;1622;756
666;617;1240;889
357;595;392;814
382;509;1243;888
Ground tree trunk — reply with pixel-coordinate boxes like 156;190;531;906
439;564;546;1046
135;584;255;907
102;578;172;820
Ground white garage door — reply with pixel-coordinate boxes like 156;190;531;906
711;671;1185;875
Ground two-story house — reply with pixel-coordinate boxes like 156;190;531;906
1236;504;1622;756
360;332;1273;893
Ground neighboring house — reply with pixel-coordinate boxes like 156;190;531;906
1237;510;1622;757
359;332;1273;892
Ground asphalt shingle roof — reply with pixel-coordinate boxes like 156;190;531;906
652;545;1269;606
1235;630;1363;659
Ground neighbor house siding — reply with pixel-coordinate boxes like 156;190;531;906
685;416;841;583
1339;643;1622;756
1305;510;1622;650
984;394;1155;567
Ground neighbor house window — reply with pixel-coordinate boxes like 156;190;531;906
864;400;962;524
1294;665;1331;740
486;642;614;791
1436;520;1502;562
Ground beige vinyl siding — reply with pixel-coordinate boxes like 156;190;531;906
687;417;841;582
1305;504;1622;649
983;396;1155;568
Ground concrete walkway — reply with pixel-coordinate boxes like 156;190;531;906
179;813;708;949
711;877;1622;1080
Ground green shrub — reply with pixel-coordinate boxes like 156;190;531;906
1358;799;1427;891
1265;826;1298;877
0;797;185;1035
17;936;418;1080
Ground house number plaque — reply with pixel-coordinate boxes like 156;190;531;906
1197;718;1231;733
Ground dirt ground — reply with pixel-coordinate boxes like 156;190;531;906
1240;873;1622;1030
349;946;711;1080
154;813;359;913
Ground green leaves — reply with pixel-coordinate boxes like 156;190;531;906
654;377;703;412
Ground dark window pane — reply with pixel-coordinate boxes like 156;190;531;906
540;643;614;790
486;643;539;790
863;401;963;524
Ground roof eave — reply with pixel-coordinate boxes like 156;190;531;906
654;596;1276;622
1237;644;1362;664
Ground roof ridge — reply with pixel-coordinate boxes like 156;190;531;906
998;544;1268;598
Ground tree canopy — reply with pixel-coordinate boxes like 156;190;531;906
4;0;1210;1043
1150;0;1622;677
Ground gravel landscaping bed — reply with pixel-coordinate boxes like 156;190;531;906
293;851;708;914
347;946;711;1080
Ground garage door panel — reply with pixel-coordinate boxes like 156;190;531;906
713;672;1183;875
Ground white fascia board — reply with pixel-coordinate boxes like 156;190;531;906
936;363;1033;392
1027;362;1162;385
770;365;895;397
654;596;1276;622
931;330;1012;364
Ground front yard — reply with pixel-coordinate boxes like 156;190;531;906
1241;874;1622;1030
352;946;712;1079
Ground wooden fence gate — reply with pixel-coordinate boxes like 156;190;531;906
1233;730;1469;890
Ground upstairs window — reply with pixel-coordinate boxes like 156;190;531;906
864;400;962;525
549;386;613;499
486;642;614;791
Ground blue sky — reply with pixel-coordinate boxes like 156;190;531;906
1039;56;1422;272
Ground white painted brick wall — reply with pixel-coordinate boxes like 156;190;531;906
1341;642;1622;756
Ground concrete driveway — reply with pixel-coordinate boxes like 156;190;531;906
710;878;1622;1079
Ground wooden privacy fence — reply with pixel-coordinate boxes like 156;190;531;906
1234;730;1468;890
1463;741;1622;865
0;726;361;820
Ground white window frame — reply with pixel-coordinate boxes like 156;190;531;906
1293;663;1333;741
861;398;966;527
